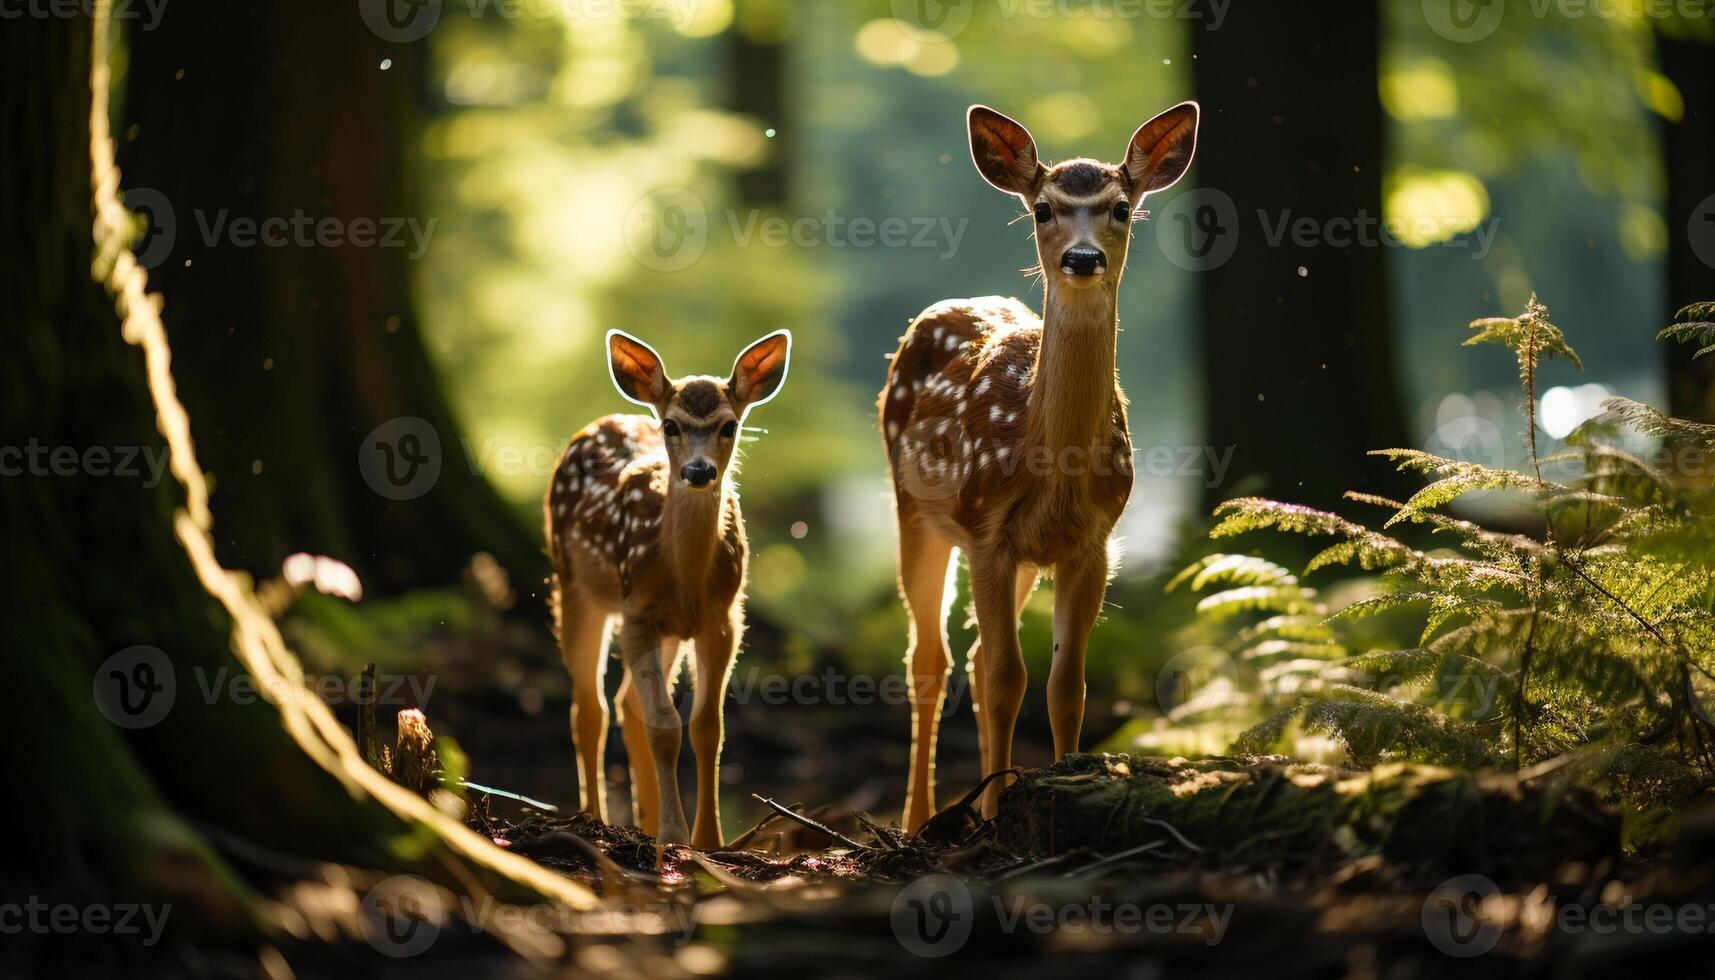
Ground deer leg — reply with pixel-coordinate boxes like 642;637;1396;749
615;670;659;835
967;567;1038;780
688;613;738;851
970;549;1024;819
620;626;690;845
897;508;955;832
617;635;682;844
557;588;613;821
1048;551;1109;759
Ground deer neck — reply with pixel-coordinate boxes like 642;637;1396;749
662;482;725;586
1025;281;1119;473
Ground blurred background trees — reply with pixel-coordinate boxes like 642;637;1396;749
1191;0;1409;513
118;2;542;594
101;0;1710;779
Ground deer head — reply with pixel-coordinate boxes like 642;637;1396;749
607;329;792;492
967;101;1199;292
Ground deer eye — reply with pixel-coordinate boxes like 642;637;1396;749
662;420;681;437
720;421;738;439
1112;201;1130;222
1033;202;1051;224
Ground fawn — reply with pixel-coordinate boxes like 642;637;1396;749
546;329;791;848
881;102;1199;829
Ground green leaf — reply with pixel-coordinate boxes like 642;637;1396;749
1167;553;1297;593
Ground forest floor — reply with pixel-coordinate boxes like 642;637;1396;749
286;600;1715;978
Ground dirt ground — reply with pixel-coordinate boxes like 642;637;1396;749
286;623;1715;978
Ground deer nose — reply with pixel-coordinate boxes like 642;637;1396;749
680;460;717;488
1060;246;1106;277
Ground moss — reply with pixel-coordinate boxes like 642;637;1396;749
996;753;1620;884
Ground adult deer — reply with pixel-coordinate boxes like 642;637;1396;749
881;102;1199;829
547;330;790;848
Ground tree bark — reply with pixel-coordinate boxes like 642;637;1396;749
116;3;543;594
1661;35;1715;423
726;1;792;207
0;6;586;967
1190;4;1410;513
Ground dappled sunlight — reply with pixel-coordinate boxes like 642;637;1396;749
1379;57;1458;121
1383;167;1491;247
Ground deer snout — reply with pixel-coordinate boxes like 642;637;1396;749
1059;245;1106;277
680;459;717;488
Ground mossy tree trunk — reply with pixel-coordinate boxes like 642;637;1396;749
0;7;585;969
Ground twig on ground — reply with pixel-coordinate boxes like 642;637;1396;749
751;794;873;851
462;779;559;813
854;811;904;850
726;807;792;851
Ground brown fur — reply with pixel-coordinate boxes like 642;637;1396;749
548;329;788;850
884;103;1198;830
545;411;747;850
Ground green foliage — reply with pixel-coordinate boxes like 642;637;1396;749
1656;303;1715;360
1170;299;1715;808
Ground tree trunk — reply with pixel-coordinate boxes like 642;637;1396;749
0;7;585;968
1661;35;1715;423
116;4;542;595
1190;4;1410;513
726;0;792;207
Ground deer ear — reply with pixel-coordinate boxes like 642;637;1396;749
729;330;791;413
607;330;669;409
1123;101;1199;198
968;105;1043;198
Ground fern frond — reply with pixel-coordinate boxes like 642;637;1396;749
1195;585;1325;620
1420;593;1508;643
1405;556;1530;594
1351;491;1542;562
1343;648;1514;709
1235;614;1338;646
1464;293;1583;379
1210;497;1369;540
1578;396;1715;451
1380;463;1562;524
1300;685;1494;767
1557;444;1673;504
1166;553;1297;593
1328;591;1435;622
1239;639;1348;663
1232;699;1308;755
1303;529;1417;573
1658;310;1715;360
